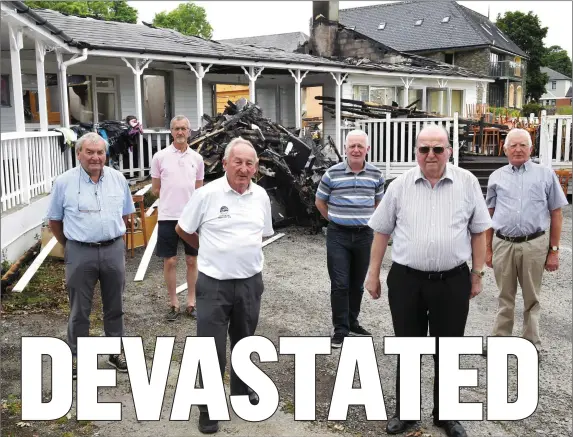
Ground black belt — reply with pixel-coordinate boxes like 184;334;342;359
394;262;468;280
495;230;545;243
73;237;122;248
329;222;371;232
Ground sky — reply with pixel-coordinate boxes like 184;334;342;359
129;1;573;58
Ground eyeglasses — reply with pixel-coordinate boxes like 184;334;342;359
417;146;449;155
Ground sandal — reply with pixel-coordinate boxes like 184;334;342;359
186;305;197;318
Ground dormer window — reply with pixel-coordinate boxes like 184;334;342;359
378;22;386;30
415;19;423;26
442;16;450;23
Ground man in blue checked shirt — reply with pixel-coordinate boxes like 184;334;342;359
315;129;385;348
46;132;135;378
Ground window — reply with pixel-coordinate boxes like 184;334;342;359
442;16;450;23
481;24;493;35
95;76;117;122
352;85;393;105
497;30;509;42
1;75;10;107
22;73;60;123
378;22;386;30
552;81;557;90
415;19;423;26
444;53;454;65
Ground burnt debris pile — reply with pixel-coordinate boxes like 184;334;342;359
189;98;342;231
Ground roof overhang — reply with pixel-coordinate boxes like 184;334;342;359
406;44;529;60
0;2;80;54
87;48;495;82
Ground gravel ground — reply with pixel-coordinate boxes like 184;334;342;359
1;205;571;437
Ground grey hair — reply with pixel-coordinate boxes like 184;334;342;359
170;115;191;130
345;129;369;146
415;124;451;147
504;128;532;149
223;137;259;163
75;132;106;153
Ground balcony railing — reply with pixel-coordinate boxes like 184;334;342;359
489;60;524;79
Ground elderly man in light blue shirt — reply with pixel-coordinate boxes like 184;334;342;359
46;132;135;377
485;128;568;354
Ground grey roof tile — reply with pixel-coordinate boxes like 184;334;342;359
541;67;572;81
339;0;526;57
218;32;308;53
10;4;489;78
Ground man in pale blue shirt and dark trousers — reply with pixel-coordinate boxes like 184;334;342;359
315;130;385;348
485;128;568;357
46;132;135;378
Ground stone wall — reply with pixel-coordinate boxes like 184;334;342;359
453;48;491;76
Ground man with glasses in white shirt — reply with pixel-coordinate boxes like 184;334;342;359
46;132;135;378
365;124;491;437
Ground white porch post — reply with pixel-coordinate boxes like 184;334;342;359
288;69;309;130
422;87;427;111
8;24;25;132
35;40;53;192
330;72;348;153
481;81;488;107
400;77;414;107
8;23;31;204
122;58;152;178
437;79;448;116
242;66;264;103
447;87;452;116
186;62;212;128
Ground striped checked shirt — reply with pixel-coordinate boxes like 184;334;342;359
368;164;492;272
316;160;385;227
486;159;568;237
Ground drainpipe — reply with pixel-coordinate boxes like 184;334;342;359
59;48;88;128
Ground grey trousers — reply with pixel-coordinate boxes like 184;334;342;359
196;271;264;413
64;238;126;356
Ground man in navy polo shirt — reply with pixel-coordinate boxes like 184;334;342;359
315;129;385;348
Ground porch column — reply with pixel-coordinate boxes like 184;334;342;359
481;81;488;106
122;58;152;178
447;87;452;116
242;66;264;103
8;24;25;132
422;87;427;111
330;72;348;153
35;40;53;192
437;79;448;116
288;69;309;130
187;62;212;128
400;77;415;107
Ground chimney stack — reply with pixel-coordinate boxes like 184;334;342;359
312;0;339;24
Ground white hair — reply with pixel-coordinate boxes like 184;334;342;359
345;129;369;146
170;115;191;130
415;124;450;147
504;128;532;149
223;137;259;163
75;132;106;153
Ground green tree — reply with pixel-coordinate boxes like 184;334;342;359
152;3;213;39
24;1;137;23
543;45;573;78
496;11;549;101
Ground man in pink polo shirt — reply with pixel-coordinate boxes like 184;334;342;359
151;115;205;321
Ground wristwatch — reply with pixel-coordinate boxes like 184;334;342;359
549;246;559;252
471;269;485;278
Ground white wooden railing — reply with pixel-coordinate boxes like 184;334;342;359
538;114;572;169
112;130;171;179
340;113;460;178
0;131;67;213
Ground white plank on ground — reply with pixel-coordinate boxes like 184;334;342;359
134;183;152;196
133;223;158;282
145;199;159;217
12;237;58;292
175;233;286;294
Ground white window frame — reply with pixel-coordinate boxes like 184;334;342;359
93;76;119;124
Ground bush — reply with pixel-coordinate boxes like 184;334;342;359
521;102;545;117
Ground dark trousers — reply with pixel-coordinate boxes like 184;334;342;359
326;222;373;336
196;271;264;413
386;262;471;418
64;238;126;356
